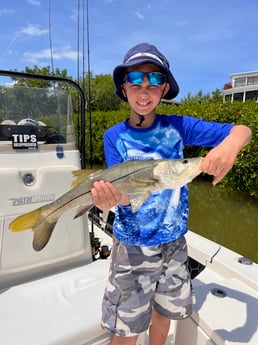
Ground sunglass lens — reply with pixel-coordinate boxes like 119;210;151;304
125;71;143;84
148;72;166;85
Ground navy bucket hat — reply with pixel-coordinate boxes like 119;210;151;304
113;42;179;101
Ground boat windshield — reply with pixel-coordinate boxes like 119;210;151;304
0;75;80;152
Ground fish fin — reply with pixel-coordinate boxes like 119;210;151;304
32;221;57;251
130;193;150;212
71;169;96;188
9;208;43;232
73;204;93;219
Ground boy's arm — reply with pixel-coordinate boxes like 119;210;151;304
201;125;252;185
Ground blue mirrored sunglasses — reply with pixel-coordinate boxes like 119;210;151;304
124;71;167;86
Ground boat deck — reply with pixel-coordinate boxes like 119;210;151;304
0;217;257;345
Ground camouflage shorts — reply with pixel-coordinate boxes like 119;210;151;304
101;236;192;337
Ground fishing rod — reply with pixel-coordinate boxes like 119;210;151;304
85;0;93;168
78;0;93;168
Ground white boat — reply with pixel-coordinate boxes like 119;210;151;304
0;71;257;345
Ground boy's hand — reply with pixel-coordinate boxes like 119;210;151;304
201;141;239;185
201;125;252;185
91;180;130;210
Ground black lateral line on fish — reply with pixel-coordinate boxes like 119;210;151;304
107;163;158;184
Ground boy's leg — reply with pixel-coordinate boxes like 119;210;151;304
102;239;163;338
149;309;170;345
150;237;192;345
111;335;138;345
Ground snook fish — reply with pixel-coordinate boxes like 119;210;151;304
9;157;203;251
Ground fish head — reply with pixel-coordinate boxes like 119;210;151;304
154;157;203;189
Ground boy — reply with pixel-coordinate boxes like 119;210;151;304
91;43;252;345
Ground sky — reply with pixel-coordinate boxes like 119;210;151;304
0;0;257;101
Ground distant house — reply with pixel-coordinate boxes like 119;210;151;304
223;71;258;102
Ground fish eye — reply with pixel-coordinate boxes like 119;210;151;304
182;159;188;164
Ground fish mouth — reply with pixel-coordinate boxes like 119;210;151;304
197;157;204;171
194;157;203;170
187;157;203;175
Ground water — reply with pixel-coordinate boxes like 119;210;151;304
188;179;258;263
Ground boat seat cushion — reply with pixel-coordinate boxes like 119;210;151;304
0;260;111;345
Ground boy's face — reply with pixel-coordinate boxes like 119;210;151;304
122;63;170;118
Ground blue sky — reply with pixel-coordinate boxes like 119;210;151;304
0;0;257;101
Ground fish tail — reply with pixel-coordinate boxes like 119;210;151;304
9;208;43;232
9;207;56;251
32;221;57;251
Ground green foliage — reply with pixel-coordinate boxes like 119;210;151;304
181;88;223;104
85;108;129;165
11;65;71;88
90;74;121;111
79;73;122;112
